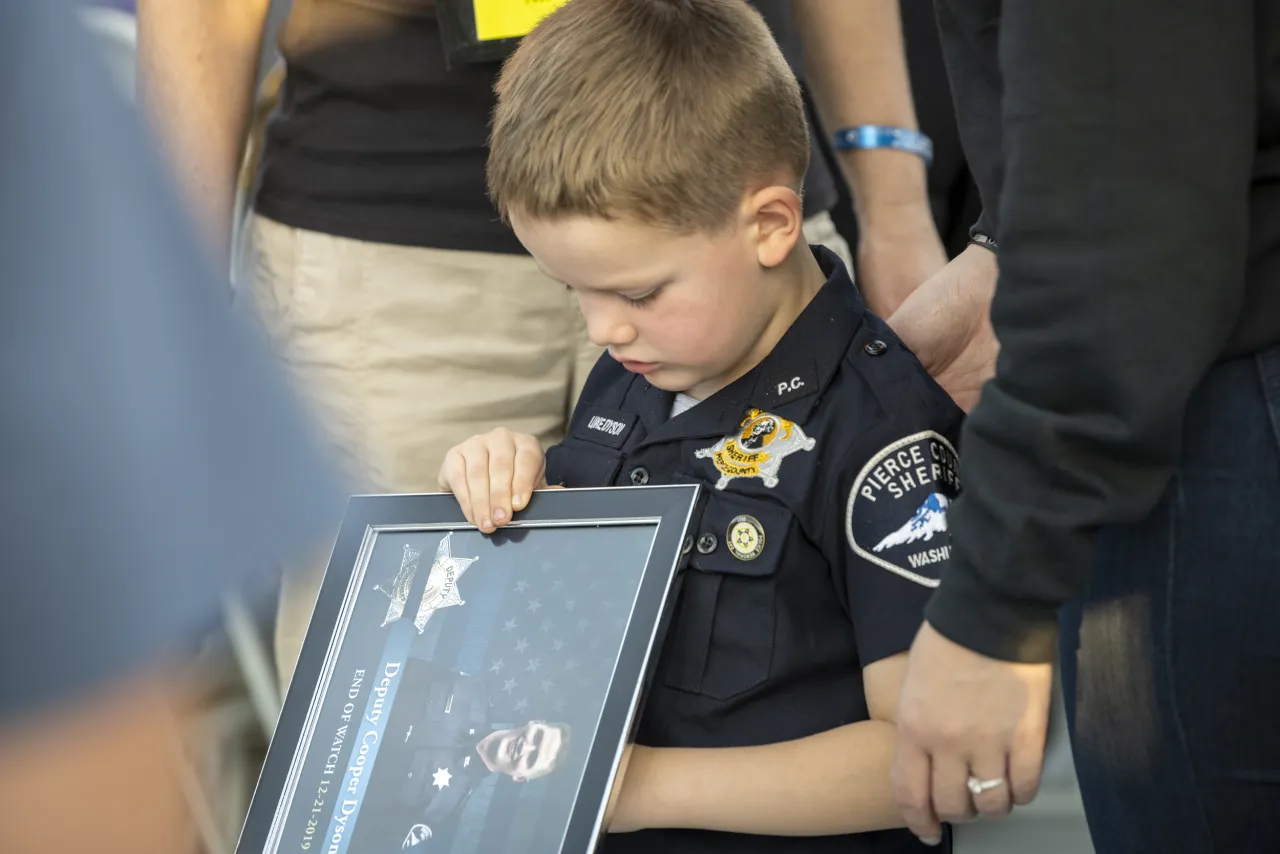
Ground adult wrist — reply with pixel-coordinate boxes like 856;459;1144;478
833;125;933;167
924;559;1059;663
967;231;998;254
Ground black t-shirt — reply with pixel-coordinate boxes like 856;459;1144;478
256;0;837;253
544;248;962;854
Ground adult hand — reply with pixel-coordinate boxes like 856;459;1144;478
892;622;1054;845
856;211;950;319
886;244;999;412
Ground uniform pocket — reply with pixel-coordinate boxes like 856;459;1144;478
660;488;791;701
545;441;623;488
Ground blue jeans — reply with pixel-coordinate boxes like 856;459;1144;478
1060;344;1280;854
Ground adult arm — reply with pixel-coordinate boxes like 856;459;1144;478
136;0;272;258
925;0;1257;663
793;0;947;316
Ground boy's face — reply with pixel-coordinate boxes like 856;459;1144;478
511;201;803;399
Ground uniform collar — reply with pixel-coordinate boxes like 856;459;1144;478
635;246;865;446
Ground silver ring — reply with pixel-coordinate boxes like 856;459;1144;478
966;776;1006;796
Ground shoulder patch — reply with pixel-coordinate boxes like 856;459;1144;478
844;431;960;587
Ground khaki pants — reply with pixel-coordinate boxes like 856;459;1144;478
253;211;850;689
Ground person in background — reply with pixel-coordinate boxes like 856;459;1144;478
1;1;340;852
885;0;1280;851
135;0;946;689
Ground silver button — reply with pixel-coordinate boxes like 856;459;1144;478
629;466;650;485
696;533;718;554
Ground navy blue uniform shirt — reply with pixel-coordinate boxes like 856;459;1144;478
546;248;961;854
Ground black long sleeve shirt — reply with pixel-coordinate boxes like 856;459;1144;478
925;0;1280;661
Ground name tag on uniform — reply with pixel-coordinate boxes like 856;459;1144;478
759;361;819;409
473;0;571;41
574;408;637;450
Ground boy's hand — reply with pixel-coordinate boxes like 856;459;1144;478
437;428;546;533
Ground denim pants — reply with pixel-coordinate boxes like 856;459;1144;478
1060;344;1280;853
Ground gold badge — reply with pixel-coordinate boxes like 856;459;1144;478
727;515;765;561
695;408;816;489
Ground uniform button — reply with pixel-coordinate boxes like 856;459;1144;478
681;535;694;556
864;339;888;356
629;466;650;486
696;533;718;554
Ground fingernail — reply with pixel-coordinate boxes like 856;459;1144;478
513;495;524;509
482;518;492;530
494;509;507;523
921;836;941;847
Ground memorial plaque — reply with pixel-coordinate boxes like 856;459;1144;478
237;485;700;854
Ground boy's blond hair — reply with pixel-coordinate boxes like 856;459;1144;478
487;0;810;232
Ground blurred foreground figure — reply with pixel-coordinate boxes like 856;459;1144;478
0;1;341;852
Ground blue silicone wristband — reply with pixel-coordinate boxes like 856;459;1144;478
832;125;933;168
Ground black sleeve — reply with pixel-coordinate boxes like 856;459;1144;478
0;0;344;721
925;0;1257;662
933;0;1005;240
826;381;965;667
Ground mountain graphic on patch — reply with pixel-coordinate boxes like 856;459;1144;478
873;493;950;553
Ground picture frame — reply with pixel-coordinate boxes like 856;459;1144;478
236;485;700;854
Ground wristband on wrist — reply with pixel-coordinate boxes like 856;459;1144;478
831;125;933;167
967;232;998;254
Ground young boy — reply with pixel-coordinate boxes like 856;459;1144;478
438;1;962;850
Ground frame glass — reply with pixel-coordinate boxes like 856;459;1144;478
236;484;700;854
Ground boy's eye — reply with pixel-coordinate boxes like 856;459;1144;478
623;288;661;307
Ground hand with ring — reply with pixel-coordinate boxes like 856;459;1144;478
891;622;1054;845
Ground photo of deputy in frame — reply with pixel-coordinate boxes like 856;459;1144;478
351;658;573;850
276;521;660;854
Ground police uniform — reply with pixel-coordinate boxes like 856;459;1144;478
545;247;962;854
354;660;494;850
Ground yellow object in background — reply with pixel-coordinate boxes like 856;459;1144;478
473;0;572;41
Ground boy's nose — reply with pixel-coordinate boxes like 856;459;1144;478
586;311;637;349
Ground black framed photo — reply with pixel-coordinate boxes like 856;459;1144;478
237;485;700;854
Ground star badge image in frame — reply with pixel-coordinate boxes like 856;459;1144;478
432;767;452;790
726;515;765;561
374;532;478;633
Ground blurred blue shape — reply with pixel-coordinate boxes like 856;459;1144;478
0;0;344;722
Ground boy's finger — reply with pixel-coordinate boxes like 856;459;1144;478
893;737;943;845
439;454;476;526
487;442;516;527
510;439;545;512
465;446;494;531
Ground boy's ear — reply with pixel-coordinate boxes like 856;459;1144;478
745;185;805;269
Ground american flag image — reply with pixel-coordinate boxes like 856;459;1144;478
393;523;657;854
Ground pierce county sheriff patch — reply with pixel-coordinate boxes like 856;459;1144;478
844;431;960;587
695;408;816;489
